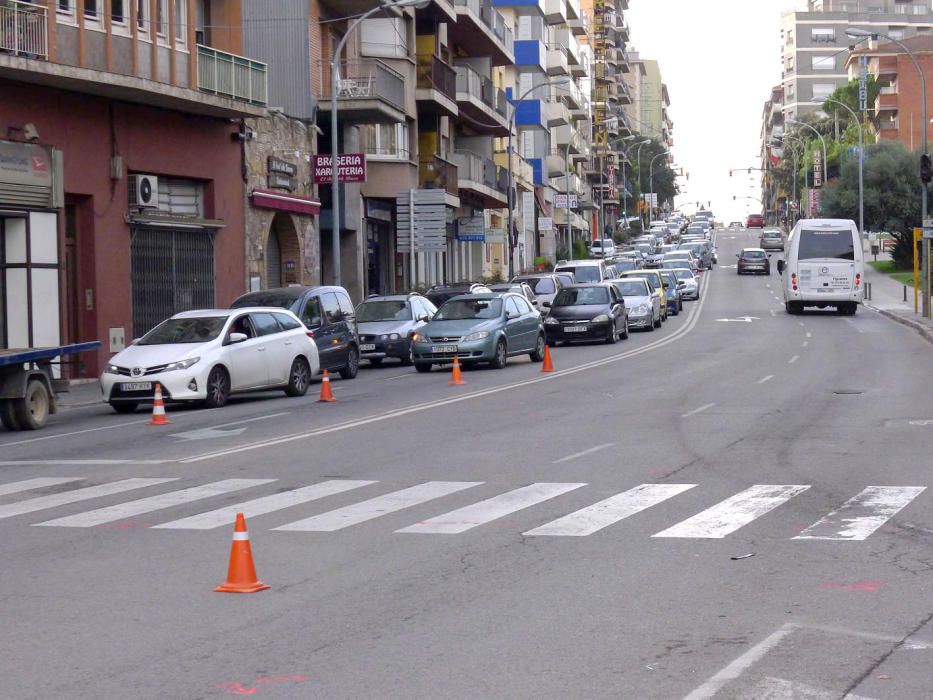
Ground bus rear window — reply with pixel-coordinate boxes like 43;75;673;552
798;229;855;260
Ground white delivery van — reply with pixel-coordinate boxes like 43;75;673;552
778;218;863;315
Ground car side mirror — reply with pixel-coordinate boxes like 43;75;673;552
417;314;429;322
777;260;785;274
542;301;552;308
229;332;248;343
507;311;518;320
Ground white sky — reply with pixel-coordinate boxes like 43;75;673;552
626;0;808;222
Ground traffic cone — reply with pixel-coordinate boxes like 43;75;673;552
450;356;465;385
318;370;336;403
541;345;555;373
214;513;269;594
149;382;171;425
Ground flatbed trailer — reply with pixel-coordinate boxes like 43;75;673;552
0;342;101;431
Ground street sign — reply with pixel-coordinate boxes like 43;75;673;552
312;153;366;183
813;149;823;188
858;55;869;112
538;217;554;232
555;194;578;208
455;216;485;242
923;228;933;240
397;189;447;252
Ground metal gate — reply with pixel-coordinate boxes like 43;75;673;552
266;227;281;288
130;227;215;338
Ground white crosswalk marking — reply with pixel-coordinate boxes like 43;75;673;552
153;479;378;530
397;482;586;535
0;477;83;497
653;485;810;539
794;486;926;541
523;483;696;537
0;478;177;521
273;481;483;532
34;479;274;528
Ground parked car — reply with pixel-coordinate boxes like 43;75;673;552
670;268;700;300
737;248;771;275
231;286;360;379
411;293;544;371
543;284;628;345
759;228;785;251
678;241;713;270
608;277;660;330
659;270;684;315
619;270;669;321
355;293;437;366
729;221;744;229
424;283;492;308
746;213;765;228
554;259;612;283
664;251;699;274
510;273;566;309
489;282;539;310
101;308;319;412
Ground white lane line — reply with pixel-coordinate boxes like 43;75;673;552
273;481;483;532
154;479;377;530
524;483;696;537
799;322;805;327
397;483;586;535
745;676;843;699
766;283;771;288
0;459;170;466
770;309;776;317
0;478;177;521
794;486;926;540
806;331;812;338
756;375;774;385
654;485;810;539
182;276;717;465
207;412;290;429
553;443;615;464
682;403;715;418
34;479;274;528
683;623;798;700
789;355;800;364
0;419;147;448
0;477;84;497
802;340;809;347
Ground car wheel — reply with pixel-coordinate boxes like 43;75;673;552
284;357;311;397
653;313;661;329
620;317;629;340
605;321;618;344
111;402;138;414
13;379;50;430
678;299;684;312
368;357;383;367
204;366;230;408
339;346;359;379
490;338;508;369
400;344;414;366
529;333;546;362
414;362;432;373
785;301;798;315
0;399;21;431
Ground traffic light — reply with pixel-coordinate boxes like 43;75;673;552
921;153;933;184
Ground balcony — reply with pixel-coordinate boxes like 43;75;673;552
451;0;515;66
452;150;508;208
495;151;534;189
566;0;581;21
567;10;587;37
616;17;630;41
419;154;460;201
455;64;510;135
563;79;587;111
877;55;897;79
492;0;546;15
0;0;47;60
554;123;584;155
416;54;458;117
514;39;547;73
551;172;584;195
876;90;898;113
316;59;406;123
878;118;899;137
546;45;569;76
546;151;567;177
547;99;570;126
544;0;567;25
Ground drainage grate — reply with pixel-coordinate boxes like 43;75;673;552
833;390;864;395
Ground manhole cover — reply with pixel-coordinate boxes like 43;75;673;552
833;390;864;395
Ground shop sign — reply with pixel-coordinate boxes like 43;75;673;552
538;217;553;232
267;156;298;191
456;216;485;242
313;153;366;183
0;140;50;187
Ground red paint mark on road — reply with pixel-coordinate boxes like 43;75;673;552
819;580;883;591
215;675;309;695
214;681;257;695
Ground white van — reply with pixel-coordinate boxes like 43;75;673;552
554;259;613;283
778;218;863;315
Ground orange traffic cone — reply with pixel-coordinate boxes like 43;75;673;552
214;512;270;594
318;370;336;403
149;382;171;425
541;345;555;373
450;356;465;385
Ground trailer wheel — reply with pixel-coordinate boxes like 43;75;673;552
13;379;50;430
0;400;21;431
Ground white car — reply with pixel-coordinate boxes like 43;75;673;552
590;238;616;258
101;308;320;413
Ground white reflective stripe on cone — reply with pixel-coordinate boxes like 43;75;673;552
232;532;249;541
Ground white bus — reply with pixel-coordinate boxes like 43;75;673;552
778;218;864;315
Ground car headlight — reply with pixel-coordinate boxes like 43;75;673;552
412;333;429;343
592;314;610;323
545;317;559;325
462;331;490;342
389;333;400;340
635;304;648;314
164;357;200;372
104;363;121;375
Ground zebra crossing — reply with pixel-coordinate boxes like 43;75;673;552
0;476;925;540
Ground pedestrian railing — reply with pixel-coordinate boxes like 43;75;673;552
0;0;47;60
197;44;268;105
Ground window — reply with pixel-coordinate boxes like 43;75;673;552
274;313;302;331
250;313;282;337
84;0;98;19
137;0;149;37
157;0;168;37
798;229;855;260
914;3;928;14
336;292;355;317
361;123;410;160
175;0;187;45
786;56;794;70
301;298;323;328
811;28;835;43
321;293;342;324
895;3;907;13
812;55;835;71
505;297;521;317
813;83;835;100
360;18;408;58
889;29;905;40
57;0;74;19
112;0;126;24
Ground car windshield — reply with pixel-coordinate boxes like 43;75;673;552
798;229;855;260
139;317;227;345
661;261;683;269
615;280;649;296
673;269;694;280
553;287;610;306
612;260;637;272
435;298;502;320
742;250;767;259
356;300;410;322
517;277;556;294
558;266;601;282
763;232;781;238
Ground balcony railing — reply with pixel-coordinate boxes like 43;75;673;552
198;45;267;105
454;0;514;55
452;150;498;191
417;54;457;101
0;0;47;60
455;64;510;120
419;154;459;196
317;59;405;111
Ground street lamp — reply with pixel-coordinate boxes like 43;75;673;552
773;134;803;223
329;0;429;289
631;138;651;226
598;133;637;239
823;96;864;238
848;27;929;318
647;150;670;227
786;118;828;193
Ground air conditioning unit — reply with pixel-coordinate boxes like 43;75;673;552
129;174;159;209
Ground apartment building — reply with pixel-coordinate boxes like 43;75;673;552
846;34;933;150
760;84;786;224
0;0;267;375
633;59;672;147
781;0;933;120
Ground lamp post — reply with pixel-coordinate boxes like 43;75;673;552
329;0;428;289
776;133;804;223
648;150;670;227
506;78;570;279
787;118;828;193
823;97;864;237
848;27;928;318
632;138;651;226
598;133;636;239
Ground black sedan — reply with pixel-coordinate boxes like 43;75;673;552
543;284;628;345
736;248;771;275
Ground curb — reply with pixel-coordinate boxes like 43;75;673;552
865;302;933;346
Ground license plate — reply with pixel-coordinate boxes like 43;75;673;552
432;345;458;353
120;382;152;391
360;344;376;351
564;326;587;333
816;287;835;293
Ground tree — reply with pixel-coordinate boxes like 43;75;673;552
822;76;881;133
819;140;923;268
632;138;679;213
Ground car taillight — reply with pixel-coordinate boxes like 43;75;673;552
306;330;314;339
854;273;861;288
791;273;797;291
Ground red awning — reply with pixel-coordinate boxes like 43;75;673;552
250;189;321;216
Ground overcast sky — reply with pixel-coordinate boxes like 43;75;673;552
626;0;807;222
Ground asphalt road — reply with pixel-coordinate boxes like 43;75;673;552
2;228;933;700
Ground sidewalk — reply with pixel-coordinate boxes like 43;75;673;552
57;380;103;410
863;251;933;346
